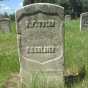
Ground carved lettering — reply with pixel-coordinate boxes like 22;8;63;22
84;19;88;25
25;20;56;28
26;46;56;53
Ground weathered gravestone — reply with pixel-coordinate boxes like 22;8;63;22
0;17;11;33
80;12;88;31
16;3;64;88
65;15;71;21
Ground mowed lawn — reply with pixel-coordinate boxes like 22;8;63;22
0;20;88;88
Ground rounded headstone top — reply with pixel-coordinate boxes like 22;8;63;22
0;17;10;21
16;3;64;22
80;12;88;16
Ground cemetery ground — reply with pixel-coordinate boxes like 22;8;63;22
0;19;88;88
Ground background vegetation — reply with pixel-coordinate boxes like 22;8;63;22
1;0;88;20
23;0;88;19
0;0;88;88
0;19;88;88
0;22;20;88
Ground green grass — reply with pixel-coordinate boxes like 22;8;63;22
65;19;88;71
0;22;20;87
65;19;88;88
0;19;88;88
22;72;64;88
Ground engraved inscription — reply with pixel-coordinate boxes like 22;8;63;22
80;13;88;31
25;20;56;28
83;18;88;26
26;46;56;53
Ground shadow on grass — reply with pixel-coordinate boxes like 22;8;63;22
64;65;86;88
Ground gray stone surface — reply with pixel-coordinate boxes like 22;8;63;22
16;3;64;88
65;15;71;21
0;17;11;33
80;12;88;31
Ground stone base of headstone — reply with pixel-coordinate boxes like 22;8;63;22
21;71;64;88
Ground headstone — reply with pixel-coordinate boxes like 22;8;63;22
65;15;71;21
16;3;64;88
80;12;88;31
0;17;11;33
